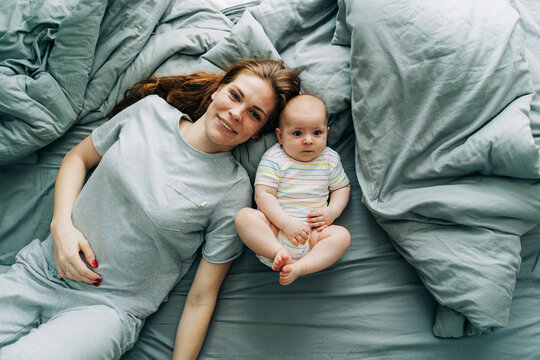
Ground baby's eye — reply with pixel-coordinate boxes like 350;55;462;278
293;131;302;136
230;91;240;101
314;130;322;135
250;111;261;121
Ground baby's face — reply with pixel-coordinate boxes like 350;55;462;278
276;104;328;162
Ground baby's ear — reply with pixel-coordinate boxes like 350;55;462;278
275;128;283;144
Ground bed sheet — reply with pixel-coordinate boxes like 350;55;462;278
124;131;540;359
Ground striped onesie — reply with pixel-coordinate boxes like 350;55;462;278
254;143;350;265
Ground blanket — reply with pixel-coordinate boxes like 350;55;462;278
336;0;540;336
0;0;234;165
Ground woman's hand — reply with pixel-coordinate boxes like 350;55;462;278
51;221;101;285
282;220;310;245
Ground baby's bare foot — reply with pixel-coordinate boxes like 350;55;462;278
272;248;292;272
279;263;302;285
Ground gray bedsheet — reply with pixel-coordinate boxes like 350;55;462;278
1;0;540;358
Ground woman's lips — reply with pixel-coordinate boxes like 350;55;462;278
218;116;237;134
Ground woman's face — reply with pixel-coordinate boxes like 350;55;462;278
204;72;275;152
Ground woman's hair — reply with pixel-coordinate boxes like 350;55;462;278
110;59;301;134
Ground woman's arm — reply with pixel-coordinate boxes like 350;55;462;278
50;135;103;284
173;258;231;360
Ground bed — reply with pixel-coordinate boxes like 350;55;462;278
1;0;540;358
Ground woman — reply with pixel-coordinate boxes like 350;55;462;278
0;59;300;359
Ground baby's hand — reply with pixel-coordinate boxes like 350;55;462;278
282;220;310;246
307;207;337;232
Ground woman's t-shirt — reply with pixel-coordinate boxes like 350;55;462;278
46;95;250;318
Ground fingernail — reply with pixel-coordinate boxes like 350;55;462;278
93;282;100;286
92;260;98;268
96;278;102;283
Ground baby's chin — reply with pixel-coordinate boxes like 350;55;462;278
291;150;323;162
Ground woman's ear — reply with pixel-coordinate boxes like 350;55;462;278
251;133;260;139
275;128;283;144
211;85;223;101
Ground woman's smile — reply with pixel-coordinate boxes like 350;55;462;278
218;116;237;134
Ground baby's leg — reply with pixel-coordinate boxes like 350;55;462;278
271;247;292;272
235;208;291;271
279;225;350;285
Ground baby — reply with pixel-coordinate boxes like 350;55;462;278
235;94;351;285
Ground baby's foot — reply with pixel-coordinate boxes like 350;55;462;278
272;248;292;272
279;263;302;286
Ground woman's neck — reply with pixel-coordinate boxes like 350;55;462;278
178;117;230;154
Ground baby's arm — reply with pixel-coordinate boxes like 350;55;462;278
255;184;310;245
308;184;351;231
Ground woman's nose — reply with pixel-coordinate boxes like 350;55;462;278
229;106;243;121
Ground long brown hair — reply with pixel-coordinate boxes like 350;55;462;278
110;59;301;134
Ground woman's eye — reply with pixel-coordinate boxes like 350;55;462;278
230;91;240;101
250;111;261;121
293;131;302;136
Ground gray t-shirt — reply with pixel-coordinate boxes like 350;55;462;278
43;95;249;318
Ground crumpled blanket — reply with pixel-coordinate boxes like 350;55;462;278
336;0;540;336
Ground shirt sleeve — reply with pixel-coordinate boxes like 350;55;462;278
254;147;280;189
202;178;252;264
328;151;350;191
91;95;158;156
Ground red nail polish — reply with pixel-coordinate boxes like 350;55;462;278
93;282;100;286
92;260;98;268
96;278;102;283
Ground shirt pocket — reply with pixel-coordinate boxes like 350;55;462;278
144;180;209;232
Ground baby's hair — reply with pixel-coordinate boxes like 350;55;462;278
278;93;328;127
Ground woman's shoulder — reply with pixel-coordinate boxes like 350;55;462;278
138;95;183;115
118;95;183;120
127;95;186;130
